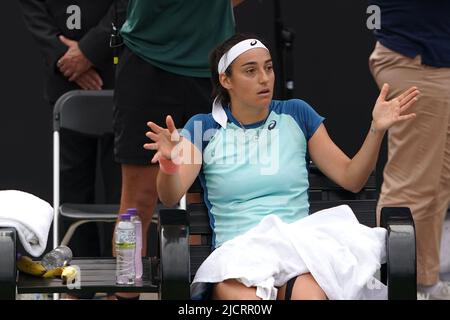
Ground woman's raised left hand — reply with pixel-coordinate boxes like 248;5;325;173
372;83;419;132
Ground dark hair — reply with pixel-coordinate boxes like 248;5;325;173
209;33;267;106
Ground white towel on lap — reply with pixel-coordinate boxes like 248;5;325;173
0;190;53;257
191;205;387;300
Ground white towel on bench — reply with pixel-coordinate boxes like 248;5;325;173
191;205;387;300
0;190;53;257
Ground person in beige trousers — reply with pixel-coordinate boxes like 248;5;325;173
368;0;450;300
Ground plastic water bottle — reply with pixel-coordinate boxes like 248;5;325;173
127;208;143;279
41;245;73;270
115;213;136;285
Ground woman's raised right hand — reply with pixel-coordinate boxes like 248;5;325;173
144;115;181;163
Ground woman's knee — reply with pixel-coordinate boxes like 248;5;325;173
212;279;260;300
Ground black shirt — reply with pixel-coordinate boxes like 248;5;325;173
20;0;128;103
369;0;450;67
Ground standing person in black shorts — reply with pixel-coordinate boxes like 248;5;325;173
112;0;244;299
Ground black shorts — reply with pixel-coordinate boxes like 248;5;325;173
113;46;212;165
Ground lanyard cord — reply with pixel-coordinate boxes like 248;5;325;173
110;0;122;66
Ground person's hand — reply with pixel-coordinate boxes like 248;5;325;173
372;83;419;132
74;68;103;90
144;115;181;163
57;35;93;81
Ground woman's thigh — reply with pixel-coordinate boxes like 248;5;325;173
277;273;327;300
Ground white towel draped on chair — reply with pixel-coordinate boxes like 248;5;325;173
191;205;387;300
0;190;53;257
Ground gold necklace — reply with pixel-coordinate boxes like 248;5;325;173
237;120;247;131
236;119;267;141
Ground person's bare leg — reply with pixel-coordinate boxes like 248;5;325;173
212;279;261;300
115;164;159;299
277;273;327;300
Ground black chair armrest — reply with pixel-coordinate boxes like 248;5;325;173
0;227;17;300
380;207;417;300
159;209;190;299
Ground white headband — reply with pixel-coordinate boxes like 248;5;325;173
217;39;269;74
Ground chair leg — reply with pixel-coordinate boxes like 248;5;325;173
0;228;17;300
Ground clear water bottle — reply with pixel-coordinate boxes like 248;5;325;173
115;212;136;285
41;245;73;270
127;208;143;279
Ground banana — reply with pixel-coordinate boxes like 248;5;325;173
42;266;65;278
17;255;79;284
61;266;78;284
17;256;47;277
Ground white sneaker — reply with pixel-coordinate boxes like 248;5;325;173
417;281;450;300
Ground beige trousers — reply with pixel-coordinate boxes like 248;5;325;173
369;42;450;285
